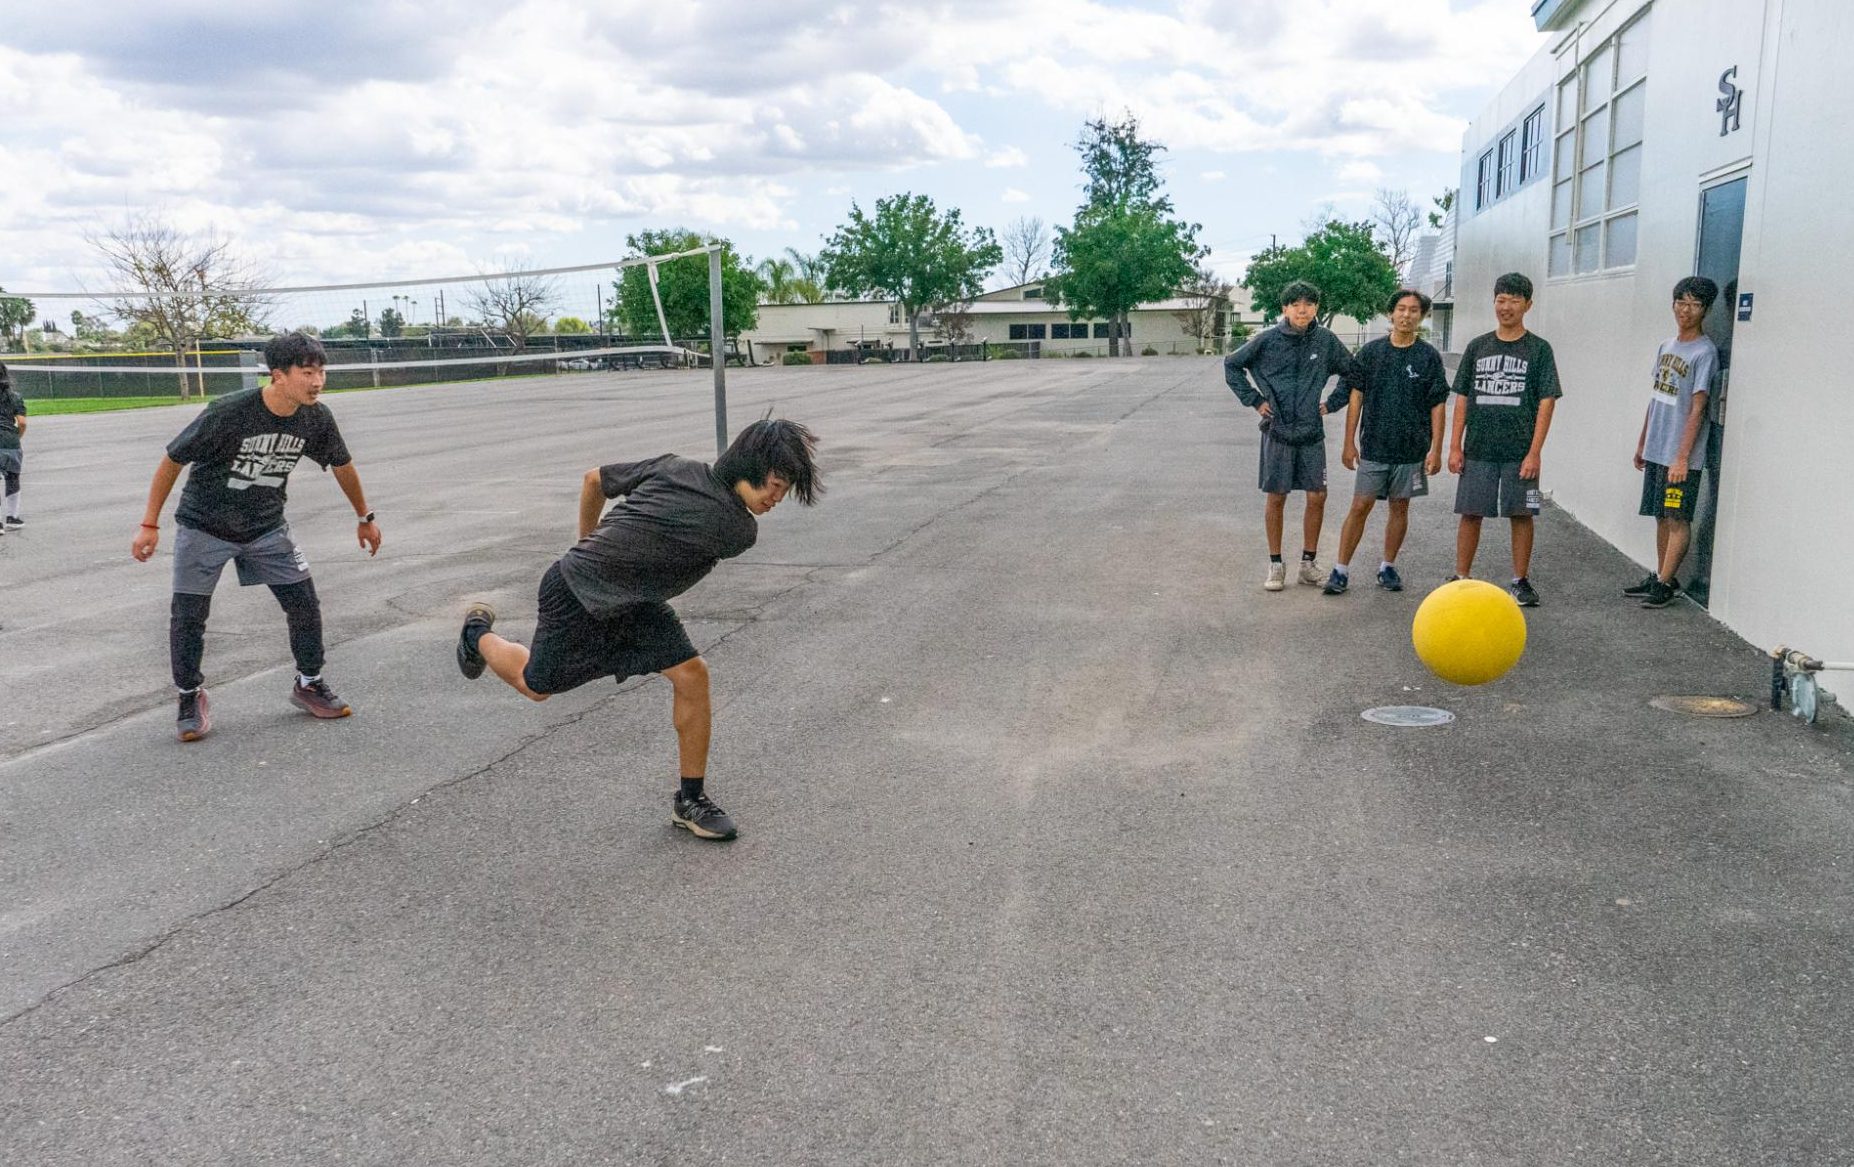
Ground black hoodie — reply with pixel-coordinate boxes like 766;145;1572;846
1223;322;1357;445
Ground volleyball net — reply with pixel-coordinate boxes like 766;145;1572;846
0;245;730;401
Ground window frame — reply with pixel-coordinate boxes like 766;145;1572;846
1549;12;1648;277
1475;150;1494;210
1519;106;1545;183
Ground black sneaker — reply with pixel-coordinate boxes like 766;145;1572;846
1640;578;1679;608
1621;572;1661;598
672;792;739;840
291;677;352;719
177;689;211;742
1511;577;1540;607
456;602;496;680
1321;569;1349;595
2;516;20;530
1377;565;1403;592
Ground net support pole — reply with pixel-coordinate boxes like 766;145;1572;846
709;247;727;458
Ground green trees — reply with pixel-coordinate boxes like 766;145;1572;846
0;289;36;350
1241;219;1399;329
820;193;1001;360
612;229;763;341
1045;114;1203;356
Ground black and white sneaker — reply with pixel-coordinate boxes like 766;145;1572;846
177;689;211;742
672;792;739;840
1511;577;1540;607
1377;565;1404;592
1;516;19;530
457;602;496;680
1321;569;1348;595
1640;578;1679;608
1621;572;1663;598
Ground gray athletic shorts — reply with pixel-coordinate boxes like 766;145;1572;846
0;449;20;476
172;525;312;595
1259;431;1327;494
1454;459;1541;518
1355;458;1428;500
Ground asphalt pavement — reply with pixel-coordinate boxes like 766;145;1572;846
1;358;1849;1165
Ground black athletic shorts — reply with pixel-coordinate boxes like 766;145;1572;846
522;563;698;695
1639;462;1701;522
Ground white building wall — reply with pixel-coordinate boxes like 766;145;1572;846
1455;0;1851;659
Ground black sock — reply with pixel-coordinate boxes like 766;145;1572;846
1269;554;1283;564
463;620;488;653
679;776;704;800
1301;549;1317;562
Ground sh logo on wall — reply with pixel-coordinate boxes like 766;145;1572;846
1717;67;1743;136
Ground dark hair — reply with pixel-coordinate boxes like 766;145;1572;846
1672;275;1719;312
714;418;821;505
263;331;327;372
1386;289;1432;315
1279;280;1322;308
1493;272;1533;300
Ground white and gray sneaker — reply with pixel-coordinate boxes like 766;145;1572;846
1264;561;1287;591
1297;558;1325;586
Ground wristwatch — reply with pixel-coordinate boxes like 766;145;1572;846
359;511;376;524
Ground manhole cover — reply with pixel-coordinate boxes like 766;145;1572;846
1361;705;1456;727
1649;695;1759;718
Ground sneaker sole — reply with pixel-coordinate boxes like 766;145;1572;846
1263;582;1285;592
290;694;352;719
178;725;209;742
671;814;738;841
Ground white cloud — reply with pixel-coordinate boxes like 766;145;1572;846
1001;188;1032;203
0;0;1544;290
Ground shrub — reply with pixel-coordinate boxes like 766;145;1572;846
1073;350;1093;358
1141;346;1159;356
923;354;951;363
782;351;813;366
994;348;1020;359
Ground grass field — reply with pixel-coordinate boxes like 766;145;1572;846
27;396;189;415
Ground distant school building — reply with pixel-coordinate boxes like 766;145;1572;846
1454;0;1851;661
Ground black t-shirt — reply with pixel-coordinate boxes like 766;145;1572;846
167;389;352;543
555;455;758;616
0;385;24;451
1344;337;1449;464
1451;331;1563;463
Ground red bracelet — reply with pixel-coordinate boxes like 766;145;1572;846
140;523;158;529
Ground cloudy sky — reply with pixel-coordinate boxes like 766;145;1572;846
0;0;1544;302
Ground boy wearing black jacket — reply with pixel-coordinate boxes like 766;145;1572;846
1223;281;1357;591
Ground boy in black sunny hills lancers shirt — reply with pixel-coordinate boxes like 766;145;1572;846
132;332;382;741
1223;279;1359;592
454;419;822;843
1323;288;1450;596
1448;272;1561;607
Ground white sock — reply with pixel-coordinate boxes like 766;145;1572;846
1333;563;1349;577
298;673;320;686
1381;560;1395;572
3;492;18;519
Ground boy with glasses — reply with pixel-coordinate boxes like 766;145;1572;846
1625;277;1720;608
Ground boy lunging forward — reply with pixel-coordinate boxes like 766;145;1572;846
456;420;821;842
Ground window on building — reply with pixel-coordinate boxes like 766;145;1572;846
1475;150;1494;210
1093;323;1110;339
1051;323;1070;339
1027;323;1047;340
1550;14;1647;276
1496;131;1517;197
1008;324;1027;340
1022;286;1044;300
1519;105;1545;182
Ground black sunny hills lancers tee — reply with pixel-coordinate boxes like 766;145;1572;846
556;455;759;617
1450;331;1563;463
1346;336;1450;465
167;389;352;544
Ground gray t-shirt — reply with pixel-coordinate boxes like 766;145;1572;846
1642;335;1718;468
555;455;758;616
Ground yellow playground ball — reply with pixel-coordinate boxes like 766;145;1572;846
1411;579;1528;686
